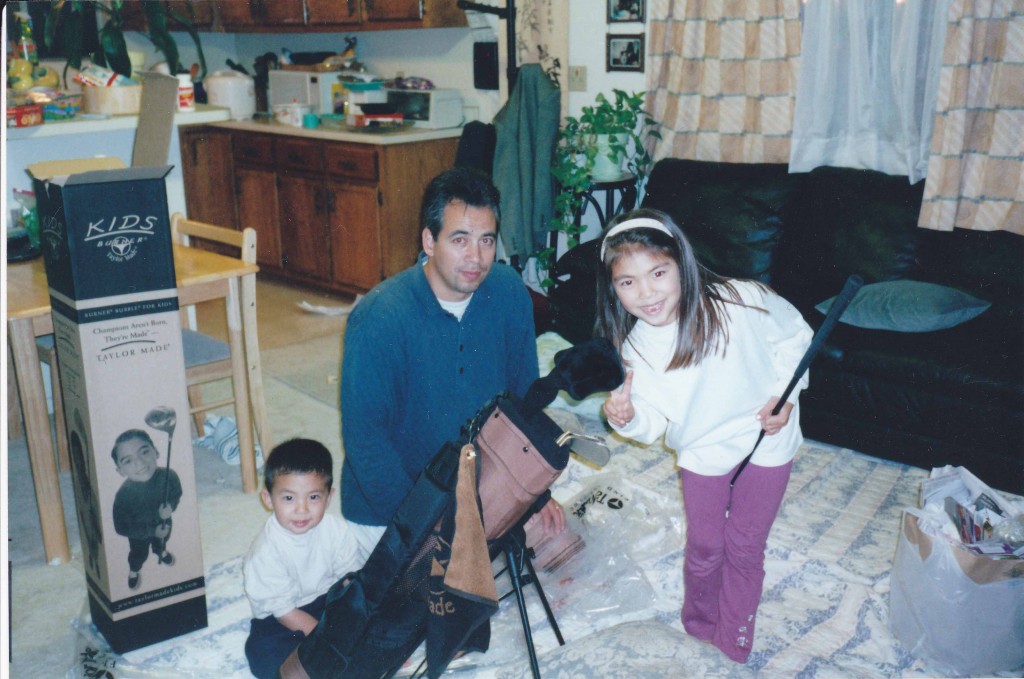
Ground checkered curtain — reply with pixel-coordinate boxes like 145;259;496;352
645;0;803;164
918;1;1024;234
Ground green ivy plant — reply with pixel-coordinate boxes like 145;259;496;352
45;0;207;84
537;89;660;289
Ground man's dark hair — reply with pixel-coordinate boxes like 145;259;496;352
419;166;501;239
263;438;333;492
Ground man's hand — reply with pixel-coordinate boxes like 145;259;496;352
154;522;171;539
158;503;173;520
603;370;635;428
756;397;794;435
533;497;566;537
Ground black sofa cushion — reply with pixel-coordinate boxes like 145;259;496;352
643;159;799;283
774;166;927;309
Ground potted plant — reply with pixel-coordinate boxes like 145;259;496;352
45;0;207;85
538;89;660;288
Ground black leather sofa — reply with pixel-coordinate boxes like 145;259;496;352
548;159;1023;492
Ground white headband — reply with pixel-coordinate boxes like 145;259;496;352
600;218;675;259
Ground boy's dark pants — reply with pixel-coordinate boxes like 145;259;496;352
127;522;172;572
245;593;327;679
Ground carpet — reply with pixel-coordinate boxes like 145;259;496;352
260;334;344;409
53;413;1002;678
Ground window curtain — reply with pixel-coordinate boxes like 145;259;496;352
918;1;1024;234
645;0;803;164
789;0;950;183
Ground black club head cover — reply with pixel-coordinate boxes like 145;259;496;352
521;337;625;416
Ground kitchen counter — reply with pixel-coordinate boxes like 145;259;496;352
6;104;231;225
6;104;231;140
210;117;463;145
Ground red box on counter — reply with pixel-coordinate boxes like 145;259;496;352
7;102;43;128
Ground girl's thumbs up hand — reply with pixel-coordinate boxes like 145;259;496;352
603;370;636;428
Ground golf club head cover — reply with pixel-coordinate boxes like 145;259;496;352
521;336;625;416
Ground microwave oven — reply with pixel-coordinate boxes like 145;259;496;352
385;89;463;129
268;70;345;115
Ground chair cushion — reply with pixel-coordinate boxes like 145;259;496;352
182;329;231;367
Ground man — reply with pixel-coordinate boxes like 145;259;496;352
340;166;564;560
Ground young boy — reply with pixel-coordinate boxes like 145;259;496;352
111;429;182;591
243;438;363;679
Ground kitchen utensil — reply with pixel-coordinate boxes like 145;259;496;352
205;69;256;120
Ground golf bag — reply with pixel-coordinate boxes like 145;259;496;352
280;337;624;679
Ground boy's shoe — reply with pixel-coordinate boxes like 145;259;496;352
128;571;141;590
158;551;176;566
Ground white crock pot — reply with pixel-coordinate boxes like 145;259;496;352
205;69;256;120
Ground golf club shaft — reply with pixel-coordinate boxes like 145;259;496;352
729;275;864;487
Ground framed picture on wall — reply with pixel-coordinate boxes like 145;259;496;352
608;0;645;23
607;34;645;72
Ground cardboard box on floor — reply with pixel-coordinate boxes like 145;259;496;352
29;73;208;653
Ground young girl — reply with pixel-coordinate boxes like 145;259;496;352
596;209;812;663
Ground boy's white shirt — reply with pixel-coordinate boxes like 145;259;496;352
243;512;361;619
614;281;813;476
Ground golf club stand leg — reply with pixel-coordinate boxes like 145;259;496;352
519;546;564;646
504;542;542;679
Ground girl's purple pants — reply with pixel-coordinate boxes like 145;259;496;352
680;460;792;663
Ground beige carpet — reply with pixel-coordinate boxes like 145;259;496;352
261;334;345;409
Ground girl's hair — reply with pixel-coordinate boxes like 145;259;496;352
110;429;157;463
263;438;333;492
594;208;759;370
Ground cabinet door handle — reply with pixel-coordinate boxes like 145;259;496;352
337;160;357;172
288;152;304;165
327;190;336;214
313;188;323;215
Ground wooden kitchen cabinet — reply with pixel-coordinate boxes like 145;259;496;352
327;181;382;290
217;0;465;30
217;0;305;28
231;133;283;268
181;125;457;295
278;173;332;278
179;126;237;229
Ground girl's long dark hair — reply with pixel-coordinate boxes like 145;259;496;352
594;208;759;371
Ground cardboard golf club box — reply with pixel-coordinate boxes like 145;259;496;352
27;74;207;653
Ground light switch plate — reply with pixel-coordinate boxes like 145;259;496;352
568;65;587;92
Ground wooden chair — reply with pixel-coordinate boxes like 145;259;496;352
170;212;273;462
33;214;272;485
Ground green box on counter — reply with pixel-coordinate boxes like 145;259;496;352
30;157;207;653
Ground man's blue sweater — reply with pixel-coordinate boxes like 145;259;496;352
340;261;539;526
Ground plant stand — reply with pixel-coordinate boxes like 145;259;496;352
551;174;638;252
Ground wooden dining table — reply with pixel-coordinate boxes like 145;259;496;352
7;245;266;564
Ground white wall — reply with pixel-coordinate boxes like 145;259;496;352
567;0;649;116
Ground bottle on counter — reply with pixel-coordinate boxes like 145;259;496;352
14;13;38;65
176;73;196;112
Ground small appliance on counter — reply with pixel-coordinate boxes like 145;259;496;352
385;88;463;129
268;70;346;115
205;69;256;120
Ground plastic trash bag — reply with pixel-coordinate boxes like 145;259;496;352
889;510;1024;676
